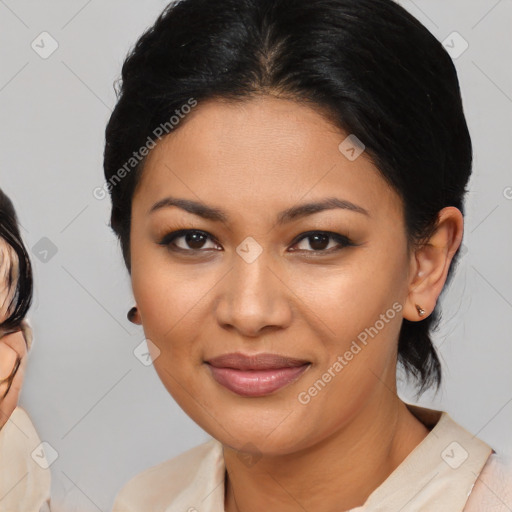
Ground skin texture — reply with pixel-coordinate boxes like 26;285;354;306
128;95;464;511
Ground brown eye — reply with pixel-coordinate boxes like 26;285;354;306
158;230;221;253
182;232;209;250
305;233;330;250
290;231;354;253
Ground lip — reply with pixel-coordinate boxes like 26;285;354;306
205;352;311;397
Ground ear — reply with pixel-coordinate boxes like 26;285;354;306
404;207;464;321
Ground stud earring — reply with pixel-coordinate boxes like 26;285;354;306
127;306;139;323
415;304;426;317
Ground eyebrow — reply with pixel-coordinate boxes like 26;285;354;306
149;196;369;223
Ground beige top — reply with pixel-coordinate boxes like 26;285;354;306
0;406;51;512
1;404;510;511
112;404;512;512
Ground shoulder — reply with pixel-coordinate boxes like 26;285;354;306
4;405;36;432
464;452;512;511
0;406;51;512
112;437;225;512
0;405;44;455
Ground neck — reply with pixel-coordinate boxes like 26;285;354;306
223;394;430;512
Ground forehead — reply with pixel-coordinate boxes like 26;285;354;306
133;96;401;221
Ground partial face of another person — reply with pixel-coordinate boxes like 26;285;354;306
0;236;27;427
129;96;423;454
0;238;18;324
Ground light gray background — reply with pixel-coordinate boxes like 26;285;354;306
1;0;511;510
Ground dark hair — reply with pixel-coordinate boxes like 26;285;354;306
0;188;33;332
103;0;472;395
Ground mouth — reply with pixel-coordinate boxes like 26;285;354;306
204;352;311;397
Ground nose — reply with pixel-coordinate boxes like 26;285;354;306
214;249;293;337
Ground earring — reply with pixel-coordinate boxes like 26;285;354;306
415;304;426;317
127;306;139;323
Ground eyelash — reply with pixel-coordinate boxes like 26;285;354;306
157;229;355;256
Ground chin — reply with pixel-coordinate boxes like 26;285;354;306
197;406;316;456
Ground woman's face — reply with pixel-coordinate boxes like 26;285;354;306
130;96;415;454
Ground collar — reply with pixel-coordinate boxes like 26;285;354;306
113;403;493;512
346;403;493;511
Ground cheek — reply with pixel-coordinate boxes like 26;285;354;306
131;245;213;339
130;252;223;408
287;243;407;412
131;263;209;408
290;249;406;340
